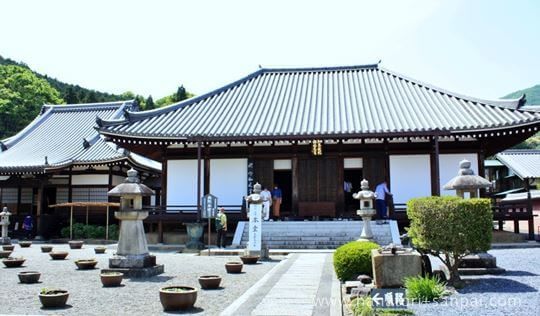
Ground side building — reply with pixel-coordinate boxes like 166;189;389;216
97;64;540;240
0;101;161;238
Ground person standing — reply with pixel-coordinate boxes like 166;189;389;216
375;180;392;224
215;207;227;248
22;215;33;240
260;187;272;221
271;184;282;220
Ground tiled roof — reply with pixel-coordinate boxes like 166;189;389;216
496;150;540;179
0;101;161;174
99;64;540;141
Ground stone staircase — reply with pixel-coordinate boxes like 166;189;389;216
232;220;399;249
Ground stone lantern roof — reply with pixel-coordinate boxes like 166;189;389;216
353;179;377;200
108;169;154;197
443;159;492;190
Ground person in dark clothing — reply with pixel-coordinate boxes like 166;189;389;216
22;215;33;239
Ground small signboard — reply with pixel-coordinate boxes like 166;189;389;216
201;194;218;219
247;204;262;251
371;289;407;309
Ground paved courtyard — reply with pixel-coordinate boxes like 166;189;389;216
0;243;281;315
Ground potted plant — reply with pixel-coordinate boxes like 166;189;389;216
225;261;243;273
94;246;106;254
49;251;69;260
41;246;53;253
159;286;197;311
68;241;83;249
240;255;260;264
39;288;69;308
100;272;123;287
19;241;32;248
74;259;97;270
18;271;41;284
3;245;15;251
198;275;222;289
2;257;25;268
0;250;12;258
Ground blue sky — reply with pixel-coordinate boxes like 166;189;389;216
1;0;539;100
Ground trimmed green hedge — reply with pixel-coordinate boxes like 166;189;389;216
333;241;379;281
61;223;119;240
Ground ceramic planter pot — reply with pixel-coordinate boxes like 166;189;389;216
240;255;260;265
39;289;69;308
68;241;83;249
41;246;53;253
49;252;69;260
19;241;32;248
225;262;243;274
75;259;97;270
94;247;106;254
0;250;12;258
159;286;197;311
18;271;41;284
3;257;25;268
100;272;123;287
3;245;15;251
198;275;222;289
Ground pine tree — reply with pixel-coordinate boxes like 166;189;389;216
176;85;188;102
64;87;79;104
145;95;155;110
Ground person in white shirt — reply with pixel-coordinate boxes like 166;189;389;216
260;187;272;221
375;180;392;223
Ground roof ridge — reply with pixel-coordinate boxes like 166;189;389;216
261;64;379;73
377;67;525;110
44;100;134;112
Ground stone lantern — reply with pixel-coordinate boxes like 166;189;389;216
443;159;492;197
443;159;504;275
0;206;12;245
105;169;164;277
353;179;377;240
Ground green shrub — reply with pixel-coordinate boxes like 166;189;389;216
350;297;414;316
407;196;492;285
60;224;119;240
334;241;379;281
404;275;447;303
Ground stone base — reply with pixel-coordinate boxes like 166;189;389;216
186;240;205;250
372;249;422;288
109;254;157;269
102;265;164;278
459;253;497;268
457;252;505;275
0;237;11;245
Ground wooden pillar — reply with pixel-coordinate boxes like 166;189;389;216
478;149;486;198
430;135;441;196
204;145;210;195
36;183;43;234
159;147;167;244
16;179;22;214
196;141;202;222
292;148;299;216
336;155;344;217
68;167;73;203
525;180;534;240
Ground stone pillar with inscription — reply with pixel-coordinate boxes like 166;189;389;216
245;183;265;257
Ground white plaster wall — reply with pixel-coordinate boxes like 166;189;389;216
167;160;204;206
439;153;478;196
112;175;125;186
344;158;363;169
71;174;109;185
389;155;431;204
210;158;247;206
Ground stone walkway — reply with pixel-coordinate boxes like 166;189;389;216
221;253;341;316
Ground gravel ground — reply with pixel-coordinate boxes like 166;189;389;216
0;243;281;315
408;248;540;316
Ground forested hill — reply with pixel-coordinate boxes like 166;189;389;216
502;84;540;105
0;55;126;104
0;55;193;139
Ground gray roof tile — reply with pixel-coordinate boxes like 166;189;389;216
99;65;540;141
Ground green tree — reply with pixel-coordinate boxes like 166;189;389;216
63;86;79;104
175;85;188;102
0;65;63;138
145;95;155;110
